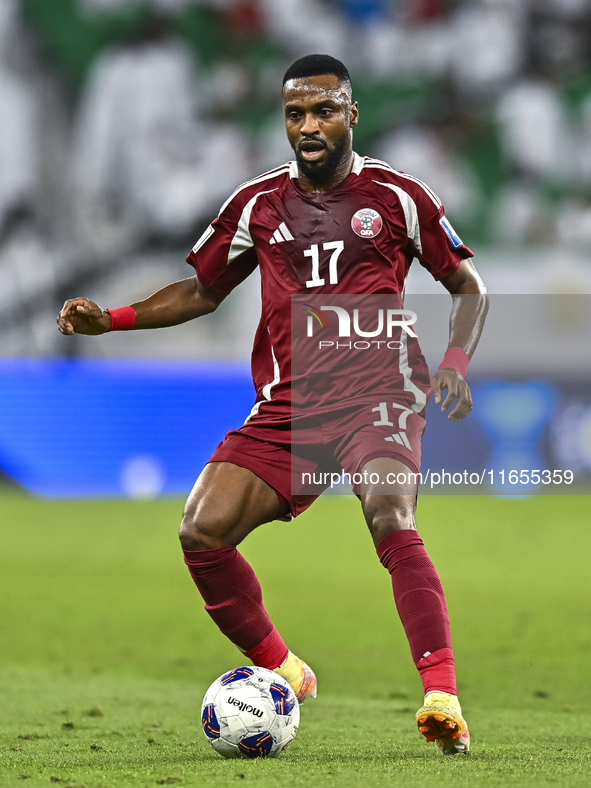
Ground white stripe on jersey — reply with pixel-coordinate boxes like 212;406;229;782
244;331;281;422
192;224;214;253
363;157;442;208
278;222;294;241
262;340;281;400
218;165;291;216
373;181;422;254
351;151;365;175
193;166;290;253
227;188;278;265
398;331;427;414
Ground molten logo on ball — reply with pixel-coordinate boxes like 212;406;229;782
227;696;264;717
201;666;299;759
351;208;382;238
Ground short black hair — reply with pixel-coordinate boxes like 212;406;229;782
282;54;351;93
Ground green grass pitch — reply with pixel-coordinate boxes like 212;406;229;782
1;489;590;787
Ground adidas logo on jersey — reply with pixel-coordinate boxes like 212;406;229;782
269;222;294;244
384;431;412;449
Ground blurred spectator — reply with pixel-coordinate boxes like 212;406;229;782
223;0;265;36
70;10;249;255
361;6;451;79
335;0;388;26
490;3;588;245
0;0;63;357
577;95;591;187
80;0;137;10
0;221;58;354
490;181;555;246
403;0;446;23
80;0;198;12
450;0;525;102
492;72;570;246
377;124;482;222
556;199;591;251
496;79;571;181
540;0;589;19
258;0;347;61
0;0;38;240
4;0;591;359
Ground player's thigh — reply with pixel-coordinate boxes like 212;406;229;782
180;461;283;550
332;404;423;544
358;457;419;546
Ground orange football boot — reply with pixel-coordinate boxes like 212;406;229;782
274;651;317;705
416;691;470;754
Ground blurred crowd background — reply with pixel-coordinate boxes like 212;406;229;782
2;0;591;359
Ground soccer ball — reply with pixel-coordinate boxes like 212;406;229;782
201;666;300;758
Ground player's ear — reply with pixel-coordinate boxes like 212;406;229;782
350;101;359;128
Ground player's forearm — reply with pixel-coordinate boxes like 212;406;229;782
441;259;489;358
129;277;223;329
447;288;489;358
57;277;223;336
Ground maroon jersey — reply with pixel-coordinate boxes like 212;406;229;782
186;153;473;427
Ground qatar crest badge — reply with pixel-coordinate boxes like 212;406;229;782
351;208;382;239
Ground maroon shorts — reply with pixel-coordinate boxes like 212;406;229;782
208;399;426;519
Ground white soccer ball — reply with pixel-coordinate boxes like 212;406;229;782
201;666;300;758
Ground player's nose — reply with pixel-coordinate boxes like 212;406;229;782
300;111;320;136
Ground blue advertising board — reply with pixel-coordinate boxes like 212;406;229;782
0;360;586;497
0;359;254;497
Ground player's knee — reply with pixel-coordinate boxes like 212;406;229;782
179;498;235;551
363;496;416;545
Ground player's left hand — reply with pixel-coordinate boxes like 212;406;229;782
430;368;472;421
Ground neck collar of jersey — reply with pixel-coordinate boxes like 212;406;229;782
289;151;364;180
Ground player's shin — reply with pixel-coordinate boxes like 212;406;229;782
182;546;288;669
377;529;457;695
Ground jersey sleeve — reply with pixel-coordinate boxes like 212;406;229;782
414;196;474;281
186;194;259;295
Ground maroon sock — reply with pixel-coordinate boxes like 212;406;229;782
183;546;288;670
377;530;457;695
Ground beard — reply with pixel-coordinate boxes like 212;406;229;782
293;130;350;183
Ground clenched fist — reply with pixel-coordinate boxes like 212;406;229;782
57;298;112;336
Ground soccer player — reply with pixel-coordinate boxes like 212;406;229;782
58;54;488;755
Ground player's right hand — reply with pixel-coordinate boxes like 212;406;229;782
57;298;111;336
